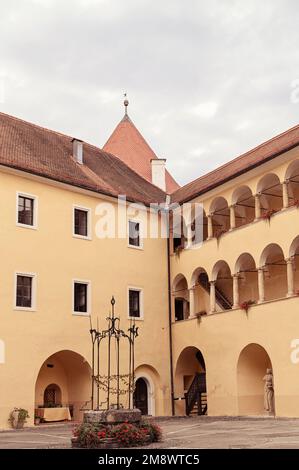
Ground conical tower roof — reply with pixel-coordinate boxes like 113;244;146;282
103;110;179;193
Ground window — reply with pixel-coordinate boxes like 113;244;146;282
17;194;36;227
128;220;141;248
129;289;142;318
15;274;35;309
73;281;89;314
73;207;90;238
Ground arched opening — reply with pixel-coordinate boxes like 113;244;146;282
35;350;91;423
289;236;299;293
210;197;230;237
237;343;274;415
232;186;255;228
175;346;207;416
134;365;160;416
191;268;210;315
260;244;287;301
43;384;62;407
212;260;233;310
134;378;148;415
257;173;283;216
286;160;299;206
172;212;187;253
191;206;208;245
172;274;189;321
235;253;258;305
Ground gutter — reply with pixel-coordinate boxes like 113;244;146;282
165;197;175;416
0;163;165;208
173;142;299;204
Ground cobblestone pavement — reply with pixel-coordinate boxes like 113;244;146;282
0;417;299;449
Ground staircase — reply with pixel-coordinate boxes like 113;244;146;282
185;372;207;416
189;392;207;416
198;272;232;310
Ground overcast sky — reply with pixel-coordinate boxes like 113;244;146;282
1;0;299;185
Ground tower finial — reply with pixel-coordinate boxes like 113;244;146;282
124;92;129;116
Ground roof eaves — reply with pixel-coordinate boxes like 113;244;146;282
174;141;299;204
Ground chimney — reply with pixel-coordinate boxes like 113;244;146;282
151;158;166;191
72;138;83;164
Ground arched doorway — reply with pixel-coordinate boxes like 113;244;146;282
134;365;160;415
35;350;91;422
175;346;207;416
237;343;274;415
134;378;148;415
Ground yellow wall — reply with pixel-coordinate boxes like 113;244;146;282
2;145;299;427
171;148;299;418
0;169;171;428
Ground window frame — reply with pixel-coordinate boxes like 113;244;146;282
14;272;37;311
16;192;38;229
73;205;91;240
127;286;144;320
127;219;143;250
72;279;91;316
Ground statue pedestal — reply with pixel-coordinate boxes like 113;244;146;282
83;408;142;425
263;411;275;417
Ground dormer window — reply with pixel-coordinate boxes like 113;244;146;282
72;138;83;164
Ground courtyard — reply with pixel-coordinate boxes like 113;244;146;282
1;417;299;449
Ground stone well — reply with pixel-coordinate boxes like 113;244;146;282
83;408;142;425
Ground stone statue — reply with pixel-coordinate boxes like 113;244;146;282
263;368;274;414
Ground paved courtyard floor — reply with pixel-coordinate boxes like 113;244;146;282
1;417;299;449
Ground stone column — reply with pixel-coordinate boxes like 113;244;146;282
282;180;289;209
255;194;261;220
286;257;295;297
210;281;216;313
230;205;236;230
189;287;196;317
207;214;213;239
233;274;240;308
258;268;265;303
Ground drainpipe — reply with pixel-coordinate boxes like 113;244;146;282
165;199;175;416
167;234;175;416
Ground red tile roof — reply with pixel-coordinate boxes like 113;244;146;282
2;111;298;209
103;114;180;194
171;123;299;203
0;112;167;205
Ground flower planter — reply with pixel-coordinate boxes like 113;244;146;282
71;437;81;448
10;410;26;429
73;418;162;448
100;437;119;449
